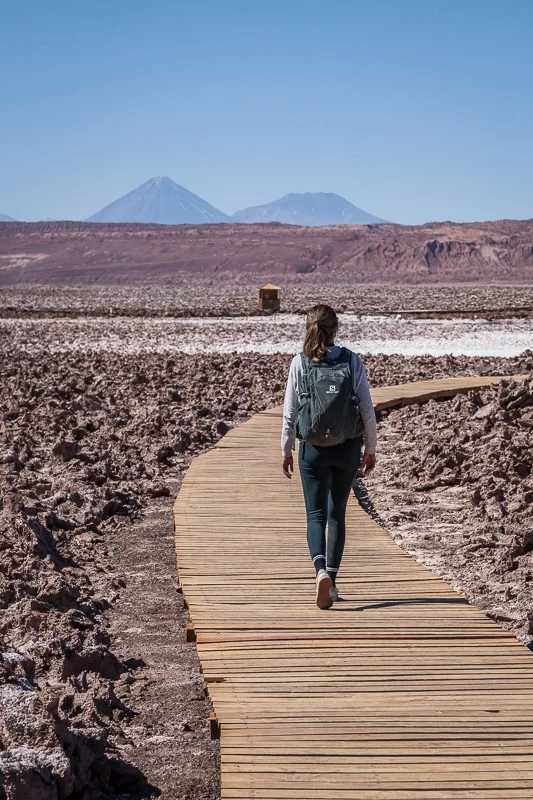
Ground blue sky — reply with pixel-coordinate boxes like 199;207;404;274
1;0;532;224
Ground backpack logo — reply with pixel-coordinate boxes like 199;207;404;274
326;384;338;394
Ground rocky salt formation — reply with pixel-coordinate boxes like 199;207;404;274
369;375;533;642
0;334;531;797
364;351;532;387
0;348;289;799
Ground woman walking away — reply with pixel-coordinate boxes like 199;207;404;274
281;304;377;610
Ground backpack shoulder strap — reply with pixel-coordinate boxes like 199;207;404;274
298;352;310;396
337;347;358;397
346;349;361;400
337;346;351;365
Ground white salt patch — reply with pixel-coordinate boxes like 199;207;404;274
1;315;532;357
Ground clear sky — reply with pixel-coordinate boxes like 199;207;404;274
1;0;532;224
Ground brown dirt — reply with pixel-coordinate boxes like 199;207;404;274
106;489;219;800
2;219;533;285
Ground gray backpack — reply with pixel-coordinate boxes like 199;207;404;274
295;347;363;447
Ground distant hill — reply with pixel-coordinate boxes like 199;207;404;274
0;214;16;222
87;176;230;225
232;192;387;225
2;218;533;285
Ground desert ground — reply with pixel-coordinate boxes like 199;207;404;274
3;284;533;317
0;284;532;799
2;219;533;285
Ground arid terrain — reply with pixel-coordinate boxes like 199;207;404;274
368;376;533;642
1;285;532;799
3;284;533;318
1;218;533;285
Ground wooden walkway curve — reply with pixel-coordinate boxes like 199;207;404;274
173;374;533;800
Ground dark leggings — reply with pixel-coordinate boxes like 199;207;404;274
298;437;362;580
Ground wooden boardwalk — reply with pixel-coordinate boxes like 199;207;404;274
173;374;533;799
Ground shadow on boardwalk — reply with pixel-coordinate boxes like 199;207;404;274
331;597;469;611
350;477;469;611
353;475;387;527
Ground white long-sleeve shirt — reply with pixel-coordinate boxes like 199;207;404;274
281;345;377;457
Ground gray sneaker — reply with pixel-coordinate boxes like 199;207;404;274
329;585;340;602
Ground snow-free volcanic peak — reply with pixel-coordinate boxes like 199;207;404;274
87;176;230;225
232;191;388;226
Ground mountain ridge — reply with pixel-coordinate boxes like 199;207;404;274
7;180;389;227
1;218;533;285
232;191;387;226
86;177;388;226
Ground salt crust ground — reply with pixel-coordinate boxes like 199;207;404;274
367;377;533;644
2;314;533;357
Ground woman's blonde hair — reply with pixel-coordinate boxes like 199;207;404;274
303;304;338;361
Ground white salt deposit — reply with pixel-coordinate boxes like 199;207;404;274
1;315;532;357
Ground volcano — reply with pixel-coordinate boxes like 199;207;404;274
87;177;230;225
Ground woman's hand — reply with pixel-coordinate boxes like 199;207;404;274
282;456;294;479
361;453;376;475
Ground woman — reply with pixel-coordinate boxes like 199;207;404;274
281;304;377;609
